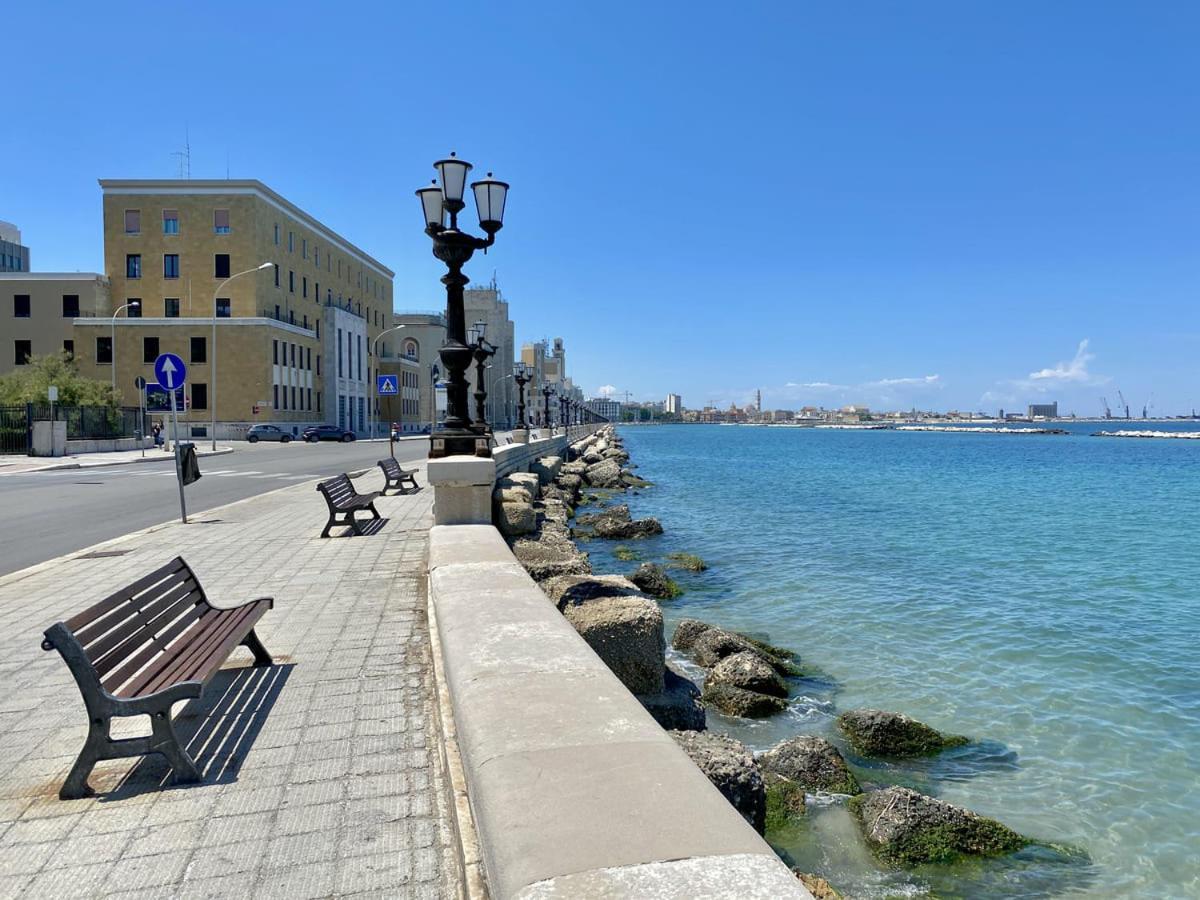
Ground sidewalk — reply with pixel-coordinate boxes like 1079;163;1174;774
0;464;462;899
0;445;234;475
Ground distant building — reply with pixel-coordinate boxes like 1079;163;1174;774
0;273;109;376
1028;402;1058;419
585;397;621;421
0;221;30;272
464;282;516;427
381;311;446;434
665;392;682;415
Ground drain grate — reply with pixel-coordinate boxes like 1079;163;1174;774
75;549;134;560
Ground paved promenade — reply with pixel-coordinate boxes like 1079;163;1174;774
0;465;461;898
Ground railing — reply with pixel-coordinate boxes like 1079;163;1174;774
30;404;147;440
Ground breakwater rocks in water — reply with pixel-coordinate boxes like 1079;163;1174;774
1091;429;1200;439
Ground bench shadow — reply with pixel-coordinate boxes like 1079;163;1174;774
101;662;294;800
353;517;388;536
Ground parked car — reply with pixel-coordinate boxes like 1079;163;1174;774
302;424;356;443
246;424;292;443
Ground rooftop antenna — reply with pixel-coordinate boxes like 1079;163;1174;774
170;127;191;179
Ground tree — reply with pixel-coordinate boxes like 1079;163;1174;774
0;353;120;407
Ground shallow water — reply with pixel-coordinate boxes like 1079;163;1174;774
583;423;1200;899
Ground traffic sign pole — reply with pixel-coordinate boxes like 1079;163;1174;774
154;354;189;524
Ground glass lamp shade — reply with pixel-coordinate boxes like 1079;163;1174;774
416;183;445;229
467;325;480;345
434;153;473;204
515;362;527;378
473;320;487;341
471;173;509;232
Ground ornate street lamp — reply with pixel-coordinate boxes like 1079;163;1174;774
416;152;509;457
541;383;556;436
558;394;568;434
514;363;532;431
468;320;496;432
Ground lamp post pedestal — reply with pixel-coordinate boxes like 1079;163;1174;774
512;428;529;445
427;455;496;526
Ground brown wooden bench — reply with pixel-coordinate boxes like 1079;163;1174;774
377;457;419;495
40;556;273;799
316;472;381;537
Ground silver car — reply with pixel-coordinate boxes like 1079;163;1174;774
246;424;293;443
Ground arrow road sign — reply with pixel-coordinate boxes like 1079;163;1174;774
154;353;187;390
377;374;398;396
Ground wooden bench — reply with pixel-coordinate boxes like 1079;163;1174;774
40;556;273;799
316;472;381;537
377;457;419;495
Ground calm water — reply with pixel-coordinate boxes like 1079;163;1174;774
583;424;1200;899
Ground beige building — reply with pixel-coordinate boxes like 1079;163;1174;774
379;311;446;434
72;180;393;439
1;273;109;376
464;282;516;429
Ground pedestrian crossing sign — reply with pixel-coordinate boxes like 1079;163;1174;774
377;375;398;396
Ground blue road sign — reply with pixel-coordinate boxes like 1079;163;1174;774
377;374;398;396
146;384;185;412
154;353;187;390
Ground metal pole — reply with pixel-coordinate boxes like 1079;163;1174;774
211;264;270;451
139;390;145;458
171;390;187;524
371;325;406;442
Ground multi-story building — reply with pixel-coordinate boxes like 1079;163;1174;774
520;340;548;426
464;282;515;429
1;273;109;376
585;397;620;421
379;311;446;434
665;393;683;415
0;221;31;273
72;180;393;439
1028;402;1058;419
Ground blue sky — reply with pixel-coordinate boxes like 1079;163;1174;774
4;2;1198;414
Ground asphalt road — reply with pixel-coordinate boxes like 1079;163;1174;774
0;439;429;576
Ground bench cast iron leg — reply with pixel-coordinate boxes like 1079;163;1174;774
150;710;201;785
61;718;108;800
321;514;334;538
368;503;381;520
240;629;273;667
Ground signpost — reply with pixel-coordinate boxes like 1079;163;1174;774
154;353;188;524
134;376;146;458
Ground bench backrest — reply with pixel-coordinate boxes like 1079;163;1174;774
317;473;356;505
378;458;401;476
42;556;210;705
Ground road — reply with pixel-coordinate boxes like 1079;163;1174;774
0;439;429;576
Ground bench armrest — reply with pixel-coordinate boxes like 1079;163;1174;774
121;680;204;716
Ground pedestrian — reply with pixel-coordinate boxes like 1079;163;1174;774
152;422;164;449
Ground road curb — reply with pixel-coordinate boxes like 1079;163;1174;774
0;446;234;475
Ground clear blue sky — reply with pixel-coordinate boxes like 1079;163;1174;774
4;2;1198;415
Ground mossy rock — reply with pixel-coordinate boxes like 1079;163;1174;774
764;773;807;832
665;552;708;571
613;545;640;562
793;873;842;899
837;709;969;758
849;787;1028;866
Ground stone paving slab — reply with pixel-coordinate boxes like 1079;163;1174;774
0;466;461;899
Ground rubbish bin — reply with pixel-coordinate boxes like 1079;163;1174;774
179;442;202;485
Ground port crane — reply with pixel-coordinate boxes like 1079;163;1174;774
1116;389;1130;420
1100;397;1111;419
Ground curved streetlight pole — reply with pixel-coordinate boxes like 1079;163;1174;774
489;372;514;432
110;300;140;396
211;262;272;449
370;324;407;443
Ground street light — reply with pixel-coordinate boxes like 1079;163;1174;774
489;371;515;431
467;320;496;432
110;300;140;395
211;262;272;449
370;324;407;444
514;363;532;433
541;383;556;438
415;152;509;458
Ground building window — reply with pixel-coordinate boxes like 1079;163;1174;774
357;335;362;380
96;336;113;364
14;340;31;365
302;238;307;259
190;336;206;364
126;254;142;278
14;294;30;317
213;209;231;234
164;254;180;279
316;354;321;375
288;231;294;253
302;276;307;298
289;270;294;293
306;347;311;370
403;338;418;360
314;247;319;267
273;384;279;410
282;383;288;410
124;209;140;234
307;387;312;410
214;254;230;278
164;298;180;317
61;294;80;317
291;386;296;410
337;328;343;377
63;339;75;358
127;300;142;318
317;393;321;413
191;383;208;410
272;340;278;365
273;264;280;287
163;209;179;234
215;298;231;317
143;336;159;363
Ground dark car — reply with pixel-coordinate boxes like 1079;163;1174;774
246;424;292;443
303;424;356;443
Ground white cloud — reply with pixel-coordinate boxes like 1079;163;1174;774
596;384;616;398
786;381;847;390
1026;339;1101;384
866;375;942;388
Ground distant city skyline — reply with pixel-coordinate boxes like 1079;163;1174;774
4;3;1197;413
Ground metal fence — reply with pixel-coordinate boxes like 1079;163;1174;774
0;406;29;455
0;405;147;454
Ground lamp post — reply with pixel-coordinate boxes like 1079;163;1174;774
415;152;509;458
541;384;555;437
514;363;532;432
468;320;496;432
110;300;140;395
370;324;407;443
211;262;272;449
490;371;514;431
558;394;568;436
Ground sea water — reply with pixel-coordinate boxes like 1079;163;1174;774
583;423;1200;899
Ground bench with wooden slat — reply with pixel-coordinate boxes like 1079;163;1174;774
377;457;419;495
41;556;273;799
316;472;381;537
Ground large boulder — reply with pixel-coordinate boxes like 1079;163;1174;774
691;627;802;677
540;573;644;612
539;484;576;510
837;710;968;758
560;460;589;477
556;472;583;493
636;664;706;732
582;449;605;466
849;786;1027;865
760;736;860;795
701;682;788;718
671;618;713;652
562;595;665;695
496;473;540;503
510;533;591;582
628;562;681;599
670;730;766;834
577;504;629;527
537;500;571;527
602;447;630;461
529;456;563;485
793;873;842;899
594;516;663;540
496;501;536;537
584;458;624;488
708;651;788;698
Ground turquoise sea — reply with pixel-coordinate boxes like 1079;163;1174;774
584;423;1200;899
